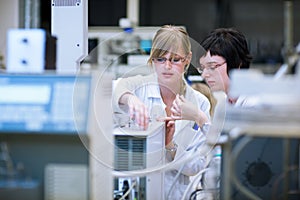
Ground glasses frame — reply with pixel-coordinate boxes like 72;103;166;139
152;56;187;65
197;61;226;74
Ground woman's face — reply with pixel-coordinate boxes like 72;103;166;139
153;51;190;86
199;51;230;94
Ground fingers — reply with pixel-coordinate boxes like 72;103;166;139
166;120;175;127
156;116;174;122
156;116;182;122
179;94;185;101
172;94;181;111
134;105;149;130
170;106;179;116
128;95;149;130
129;103;135;120
170;94;184;118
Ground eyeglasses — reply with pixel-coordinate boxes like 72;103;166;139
152;56;186;65
197;61;226;74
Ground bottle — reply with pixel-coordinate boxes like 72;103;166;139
203;145;222;198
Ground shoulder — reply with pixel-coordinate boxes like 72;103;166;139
123;73;156;81
116;73;156;85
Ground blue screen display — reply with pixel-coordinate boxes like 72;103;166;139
0;73;91;134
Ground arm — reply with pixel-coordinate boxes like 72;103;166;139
112;75;153;129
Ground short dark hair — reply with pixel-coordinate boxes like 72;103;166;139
200;28;252;74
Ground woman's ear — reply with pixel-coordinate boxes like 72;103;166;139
184;52;192;72
187;51;192;63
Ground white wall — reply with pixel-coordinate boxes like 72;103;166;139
0;0;19;66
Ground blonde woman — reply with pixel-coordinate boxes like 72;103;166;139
113;25;211;199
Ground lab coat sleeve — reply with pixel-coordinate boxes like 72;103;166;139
177;97;210;176
179;132;208;176
112;74;148;114
173;129;208;176
199;95;211;120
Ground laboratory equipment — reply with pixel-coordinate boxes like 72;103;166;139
0;73;92;199
6;29;56;73
0;71;115;200
87;26;158;78
0;73;91;133
0;142;41;200
219;69;300;200
109;18;141;64
113;122;165;200
45;164;88;200
51;0;88;73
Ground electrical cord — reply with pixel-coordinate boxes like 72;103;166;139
119;180;137;200
189;188;220;200
166;164;185;199
189;188;203;200
181;167;211;200
181;148;216;200
181;150;214;200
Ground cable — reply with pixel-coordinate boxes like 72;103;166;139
189;188;203;200
166;164;185;199
181;167;210;200
119;179;137;200
181;150;215;200
189;188;219;200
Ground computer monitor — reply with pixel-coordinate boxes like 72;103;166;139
0;73;91;134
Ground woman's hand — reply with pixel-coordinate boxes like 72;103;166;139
120;93;149;130
170;94;209;127
170;94;196;120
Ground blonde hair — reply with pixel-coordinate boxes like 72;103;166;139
147;25;191;67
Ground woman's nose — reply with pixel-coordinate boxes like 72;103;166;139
164;60;172;69
201;69;210;78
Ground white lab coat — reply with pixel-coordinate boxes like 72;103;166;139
112;73;211;200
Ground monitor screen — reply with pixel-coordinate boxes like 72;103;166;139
0;73;91;134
